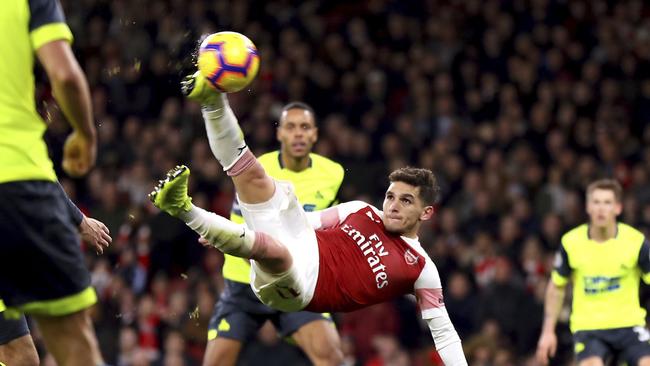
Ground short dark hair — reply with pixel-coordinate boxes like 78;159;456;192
388;167;440;206
281;102;316;122
586;179;623;202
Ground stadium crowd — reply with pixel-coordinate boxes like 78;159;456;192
31;0;650;365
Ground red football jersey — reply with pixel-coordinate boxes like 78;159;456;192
306;205;444;315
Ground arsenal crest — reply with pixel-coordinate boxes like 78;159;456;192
404;249;419;265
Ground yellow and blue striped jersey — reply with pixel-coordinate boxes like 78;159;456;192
223;151;345;283
0;0;73;183
552;223;650;332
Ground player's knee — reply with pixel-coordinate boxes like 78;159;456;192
35;309;99;350
66;309;97;341
203;356;232;366
202;349;234;366
0;335;40;366
638;356;650;366
202;338;241;366
578;357;605;366
308;335;344;366
5;352;40;366
294;320;343;366
21;351;40;366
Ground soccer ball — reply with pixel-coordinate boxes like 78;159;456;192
197;32;260;93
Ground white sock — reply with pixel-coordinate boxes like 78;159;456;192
202;94;250;170
179;205;255;258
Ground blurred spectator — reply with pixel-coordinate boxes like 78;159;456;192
477;257;529;345
445;271;478;339
117;327;139;366
364;334;411;366
341;303;400;363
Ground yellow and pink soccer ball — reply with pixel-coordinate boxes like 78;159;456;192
197;32;260;93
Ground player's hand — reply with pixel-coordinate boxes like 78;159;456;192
62;130;97;177
80;216;112;254
536;331;557;365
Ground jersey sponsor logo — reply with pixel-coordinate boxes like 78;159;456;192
404;249;419;265
340;223;389;289
583;275;621;294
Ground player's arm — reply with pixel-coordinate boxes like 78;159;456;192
637;238;650;283
415;259;467;365
31;0;97;177
305;200;368;230
37;41;95;140
60;184;84;227
57;184;111;254
536;245;570;365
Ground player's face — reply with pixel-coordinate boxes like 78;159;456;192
382;182;434;238
277;109;317;159
586;188;621;228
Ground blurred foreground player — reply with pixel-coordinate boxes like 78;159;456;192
0;0;104;365
0;209;111;366
537;179;650;366
149;73;468;365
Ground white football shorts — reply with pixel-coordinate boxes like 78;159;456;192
238;180;320;312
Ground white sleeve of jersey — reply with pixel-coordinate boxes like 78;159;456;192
415;257;467;365
427;316;467;365
305;200;370;229
414;258;444;319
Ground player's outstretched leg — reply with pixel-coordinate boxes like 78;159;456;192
182;72;274;205
149;165;291;274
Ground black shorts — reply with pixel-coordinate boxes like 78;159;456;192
0;181;95;315
0;314;29;345
208;279;331;342
574;326;650;364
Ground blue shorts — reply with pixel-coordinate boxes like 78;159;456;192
0;181;95;315
208;279;331;342
0;314;29;345
574;326;650;364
